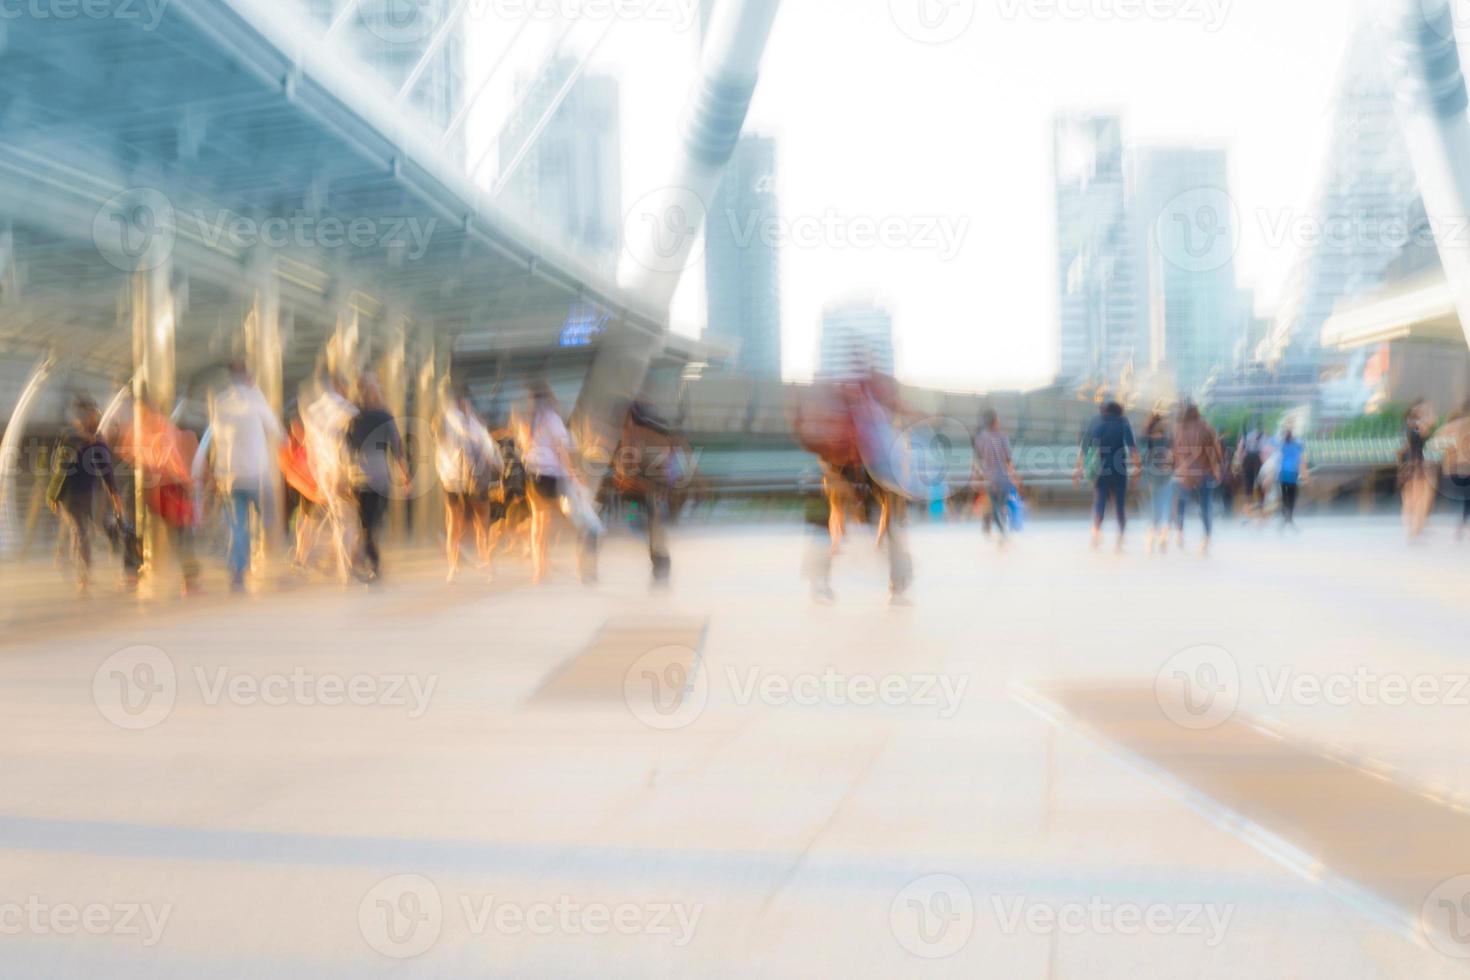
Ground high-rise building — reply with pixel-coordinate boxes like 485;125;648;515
1053;113;1145;388
300;0;466;150
1133;146;1240;395
704;135;783;378
818;300;894;380
498;57;623;270
1263;21;1420;371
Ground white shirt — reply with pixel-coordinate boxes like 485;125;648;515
520;407;572;478
436;406;501;492
204;382;282;492
303;387;358;494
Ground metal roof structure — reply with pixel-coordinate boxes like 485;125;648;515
0;0;667;387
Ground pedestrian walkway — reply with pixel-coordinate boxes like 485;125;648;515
0;518;1466;977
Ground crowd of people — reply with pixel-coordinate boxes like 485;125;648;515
38;362;1470;600
39;363;688;596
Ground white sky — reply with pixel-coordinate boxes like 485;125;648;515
470;0;1376;391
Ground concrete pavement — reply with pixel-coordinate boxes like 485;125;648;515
1;516;1467;977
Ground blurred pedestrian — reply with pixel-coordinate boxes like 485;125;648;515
1435;402;1470;538
1235;421;1269;521
1076;400;1138;552
613;397;677;586
973;409;1019;544
517;382;597;584
1172;402;1224;555
1141;407;1174;554
348;376;405;583
1401;400;1436;539
436;386;501;582
302;372;359;580
46;397;122;592
193;361;282;592
1276;427;1308;529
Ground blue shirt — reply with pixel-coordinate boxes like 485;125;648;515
1277;439;1305;485
1085;415;1136;477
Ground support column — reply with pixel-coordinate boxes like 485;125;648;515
132;258;176;584
0;354;56;558
377;312;409;542
409;331;444;545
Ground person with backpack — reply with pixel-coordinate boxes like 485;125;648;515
47;397;122;592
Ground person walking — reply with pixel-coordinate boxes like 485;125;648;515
973;409;1019;544
1402;400;1436;539
517;382;595;584
194;361;282;592
1172;402;1224;554
302;372;359;581
613;397;677;585
1235;421;1269;521
1076;400;1138;552
1276;428;1308;529
1435;402;1470;538
347;376;405;582
46;397;122;592
436;387;501;582
1141;408;1174;554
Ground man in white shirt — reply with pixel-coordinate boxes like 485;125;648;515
197;361;283;590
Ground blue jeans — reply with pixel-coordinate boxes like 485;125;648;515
228;488;260;584
1147;474;1174;529
1093;473;1128;530
1175;482;1214;538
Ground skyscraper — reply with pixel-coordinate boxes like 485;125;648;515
818;300;894;380
1053;112;1145;388
498;57;624;271
1264;21;1420;371
1133;146;1240;395
704;135;783;378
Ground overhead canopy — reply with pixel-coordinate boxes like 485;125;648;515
0;0;666;385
